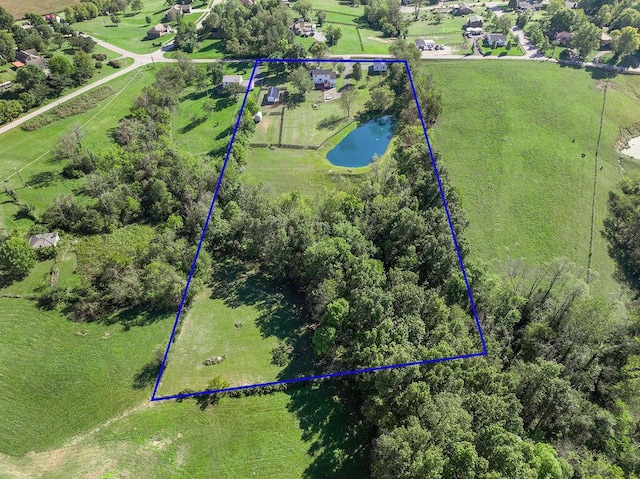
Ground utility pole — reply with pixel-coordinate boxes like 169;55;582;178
14;166;25;188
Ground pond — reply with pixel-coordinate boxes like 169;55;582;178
326;115;395;168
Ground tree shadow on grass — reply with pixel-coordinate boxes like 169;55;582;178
28;171;59;188
179;115;207;134
103;308;169;329
132;354;162;389
285;381;372;479
317;114;346;130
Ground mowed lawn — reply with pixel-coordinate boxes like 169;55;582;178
427;61;640;296
0;299;173;456
72;0;181;54
0;66;157;232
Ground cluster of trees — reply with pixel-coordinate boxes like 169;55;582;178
63;0;141;23
363;0;406;37
201;0;306;58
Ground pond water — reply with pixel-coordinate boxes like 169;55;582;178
621;137;640;160
326;115;395;168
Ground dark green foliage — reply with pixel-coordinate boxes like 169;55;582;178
0;236;36;281
175;21;197;53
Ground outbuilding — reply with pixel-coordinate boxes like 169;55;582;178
254;111;263;123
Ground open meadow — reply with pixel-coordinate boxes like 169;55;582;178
427;60;640;297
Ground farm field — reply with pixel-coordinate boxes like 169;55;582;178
427;60;640;297
1;0;78;19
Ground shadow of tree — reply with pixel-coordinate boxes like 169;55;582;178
317;114;345;130
286;381;372;478
132;350;163;389
29;171;58;188
179;115;207;134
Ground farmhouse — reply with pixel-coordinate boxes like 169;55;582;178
222;74;255;90
29;232;60;249
292;19;316;36
165;3;192;18
415;38;436;51
467;15;484;28
372;61;388;72
12;49;46;69
267;86;281;103
44;13;62;23
309;69;336;89
147;24;172;39
485;33;507;47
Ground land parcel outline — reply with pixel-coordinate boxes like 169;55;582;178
151;58;488;402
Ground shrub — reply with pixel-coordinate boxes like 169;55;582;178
95;61;103;69
92;53;107;61
108;59;122;68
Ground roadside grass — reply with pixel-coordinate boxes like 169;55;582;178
1;0;78;19
72;0;177;54
0;298;173;456
179;38;226;59
427;60;640;297
325;25;364;54
0;66;157;232
478;41;525;56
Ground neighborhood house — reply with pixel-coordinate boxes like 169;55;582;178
452;3;473;14
485;33;507;47
222;74;255;90
415;38;436;51
372;61;388;72
165;3;192;18
292;19;316;36
29;232;60;249
309;69;336;89
466;15;484;28
12;49;46;69
267;86;281;103
147;24;172;39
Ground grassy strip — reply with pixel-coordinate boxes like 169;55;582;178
21;85;116;131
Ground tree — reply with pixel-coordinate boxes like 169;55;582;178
207;62;224;87
309;40;329;58
0;236;36;280
0;31;16;63
336;63;346;76
288;66;314;96
69;35;97;53
572;22;600;59
352;62;362;81
495;15;515;35
611;26;640;57
0;100;23;124
366;84;394;112
131;0;144;12
72;52;94;86
111;15;121;27
16;64;47;91
202;98;216;115
145;15;152;24
339;86;357;118
293;0;313;20
508;0;517;10
316;10;327;26
175;21;197;53
324;25;343;47
0;6;14;31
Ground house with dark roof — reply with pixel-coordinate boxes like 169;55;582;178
485;33;507;47
310;69;336;89
147;24;172;39
453;3;473;15
13;49;46;69
267;86;281;103
292;19;316;36
466;15;484;28
29;232;60;249
165;3;192;19
414;38;436;51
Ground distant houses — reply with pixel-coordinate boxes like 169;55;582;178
43;13;62;23
309;69;336;89
147;24;172;39
292;19;316;37
485;33;507;47
165;3;192;19
452;3;473;15
517;0;543;11
372;61;388;72
29;232;60;249
466;15;484;28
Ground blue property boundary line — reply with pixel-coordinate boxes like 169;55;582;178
151;58;487;402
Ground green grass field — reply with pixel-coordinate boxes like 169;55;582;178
72;0;179;54
427;60;640;297
405;10;478;51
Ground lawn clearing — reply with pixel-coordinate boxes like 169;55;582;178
427;60;640;297
0;299;173;456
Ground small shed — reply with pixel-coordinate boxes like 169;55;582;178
29;232;60;249
254;111;263;123
267;86;281;103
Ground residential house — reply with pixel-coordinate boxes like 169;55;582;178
517;0;543;10
466;15;484;28
372;61;388;72
554;31;574;46
309;69;336;89
147;24;172;39
415;38;436;51
453;3;473;15
222;74;254;90
44;13;62;23
485;33;507;47
239;0;256;5
0;81;12;91
29;232;60;249
165;3;192;20
267;86;281;103
12;49;46;69
292;19;316;36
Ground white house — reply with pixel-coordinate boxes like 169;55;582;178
372;61;388;72
485;33;507;47
222;75;254;90
309;69;336;89
29;232;60;249
267;86;281;103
